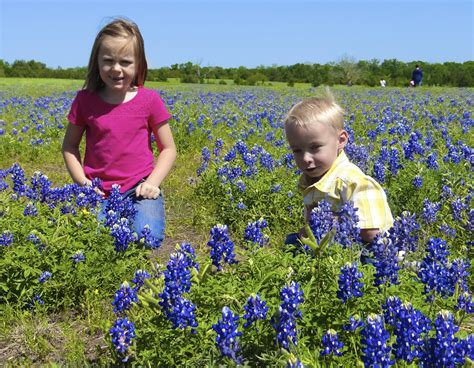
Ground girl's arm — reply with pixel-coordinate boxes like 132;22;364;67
135;121;177;199
62;123;90;185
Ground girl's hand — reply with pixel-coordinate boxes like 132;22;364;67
83;179;105;196
135;182;161;199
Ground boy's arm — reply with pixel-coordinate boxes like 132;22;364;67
360;228;379;243
135;121;177;199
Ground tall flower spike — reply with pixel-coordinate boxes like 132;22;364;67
337;262;364;303
212;306;243;364
320;329;344;357
243;294;269;328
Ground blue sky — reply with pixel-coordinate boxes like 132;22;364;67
1;0;473;69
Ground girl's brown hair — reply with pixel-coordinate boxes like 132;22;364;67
84;18;148;91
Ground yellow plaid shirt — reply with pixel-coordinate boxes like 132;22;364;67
298;151;394;232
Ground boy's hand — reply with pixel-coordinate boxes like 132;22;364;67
135;182;161;199
298;226;308;239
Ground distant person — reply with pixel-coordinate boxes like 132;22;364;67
411;65;423;87
62;18;176;247
283;93;394;247
380;79;386;87
409;80;415;88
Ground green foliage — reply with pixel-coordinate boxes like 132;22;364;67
0;189;149;310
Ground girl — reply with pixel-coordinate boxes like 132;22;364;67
62;18;176;246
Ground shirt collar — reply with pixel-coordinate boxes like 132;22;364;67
298;150;349;193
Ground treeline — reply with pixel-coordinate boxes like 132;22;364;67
1;58;473;87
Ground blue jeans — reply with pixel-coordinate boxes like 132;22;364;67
99;181;166;245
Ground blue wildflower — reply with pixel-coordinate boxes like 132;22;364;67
212;306;243;364
0;230;13;246
130;269;150;290
243;294;269;328
109;317;136;361
244;218;269;248
337;262;364;303
112;281;138;314
320;329;344;357
361;314;393;367
207;224;237;271
272;281;304;350
38;271;52;284
71;250;85;263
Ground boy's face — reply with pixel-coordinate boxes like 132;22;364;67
285;122;348;182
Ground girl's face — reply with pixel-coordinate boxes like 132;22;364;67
98;36;137;96
285;122;348;183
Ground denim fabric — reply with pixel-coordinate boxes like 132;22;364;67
99;181;166;243
285;232;300;246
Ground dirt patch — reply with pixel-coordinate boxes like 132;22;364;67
0;311;109;366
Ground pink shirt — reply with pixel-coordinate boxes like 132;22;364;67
67;87;171;194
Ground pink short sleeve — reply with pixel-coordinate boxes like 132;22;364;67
149;91;172;128
67;91;87;126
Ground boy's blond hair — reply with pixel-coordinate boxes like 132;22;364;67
284;92;344;132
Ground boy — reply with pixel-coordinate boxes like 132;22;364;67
284;95;393;244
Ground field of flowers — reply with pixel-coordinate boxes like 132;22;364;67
0;78;472;366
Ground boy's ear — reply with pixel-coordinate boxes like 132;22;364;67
338;130;349;149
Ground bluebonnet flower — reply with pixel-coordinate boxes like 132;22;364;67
361;314;393;367
259;150;274;171
388;148;402;175
0;230;13;246
439;224;456;237
320;329;344;357
412;176;423;189
224;148;236;162
450;198;466;222
112;281;139;314
213;138;224;156
243;294;269;328
270;183;282;193
10;163;29;197
244;218;269;248
38;271;52;284
456;292;474;314
337;262;364;303
343;315;363;331
71;250;85;263
308;200;334;244
418;237;451;300
383;298;431;363
30;294;44;306
110;218;137;252
425;152;439;170
105;185;137;224
373;159;386;183
109;317;136;361
272;281;304;350
421;199;441;224
212;306;243;364
235;180;246;192
207;224;237;270
197;147;211;176
388;211;420;252
420;310;466;367
24;202;38;216
159;244;199;330
130;269;150;290
138;225;162;249
236;201;246;210
334;202;361;247
371;235;401;288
